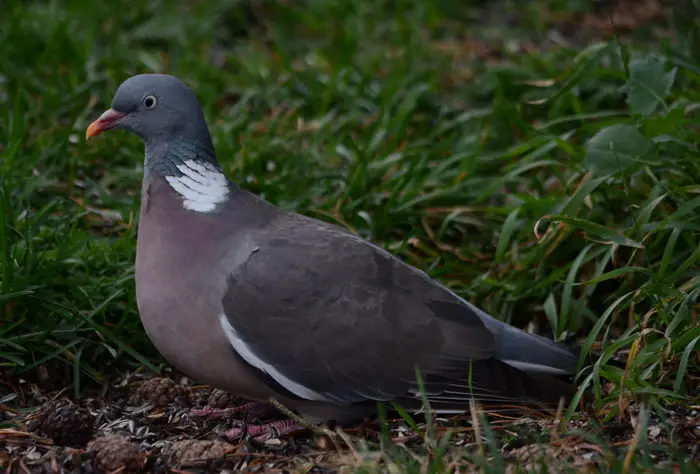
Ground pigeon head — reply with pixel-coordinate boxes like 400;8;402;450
86;74;211;145
87;74;231;213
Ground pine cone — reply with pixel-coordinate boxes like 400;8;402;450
167;439;231;466
88;435;146;473
39;399;94;447
134;377;193;407
207;389;242;409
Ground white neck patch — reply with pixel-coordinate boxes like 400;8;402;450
165;160;229;213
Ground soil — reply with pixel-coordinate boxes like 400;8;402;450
1;368;697;473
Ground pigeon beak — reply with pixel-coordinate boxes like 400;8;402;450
86;109;127;140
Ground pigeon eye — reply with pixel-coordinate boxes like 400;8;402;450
143;95;157;109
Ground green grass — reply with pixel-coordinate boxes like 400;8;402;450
1;0;699;471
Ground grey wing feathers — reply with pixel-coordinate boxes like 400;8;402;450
222;213;575;407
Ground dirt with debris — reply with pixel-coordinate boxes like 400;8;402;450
1;368;698;473
0;370;336;473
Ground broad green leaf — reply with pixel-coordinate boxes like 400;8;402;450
584;124;653;174
644;105;685;136
622;57;677;116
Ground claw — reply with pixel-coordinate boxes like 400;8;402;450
222;419;303;440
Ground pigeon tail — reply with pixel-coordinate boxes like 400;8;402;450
453;299;580;377
494;324;580;377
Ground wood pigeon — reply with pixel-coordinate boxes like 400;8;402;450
86;74;582;437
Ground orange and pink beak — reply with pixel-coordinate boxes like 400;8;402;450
85;109;127;139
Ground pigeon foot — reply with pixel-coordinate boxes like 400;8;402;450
190;402;270;420
221;419;303;440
